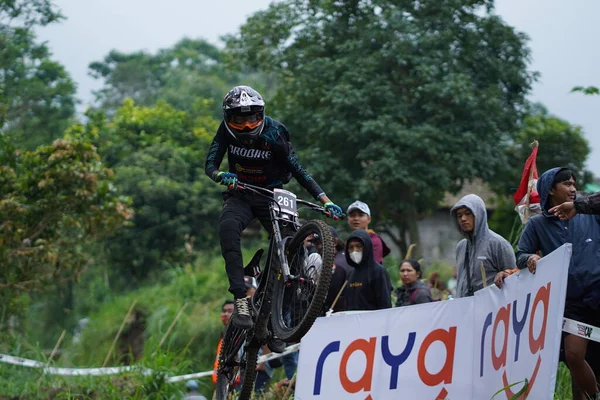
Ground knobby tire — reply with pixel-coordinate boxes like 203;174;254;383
271;219;334;342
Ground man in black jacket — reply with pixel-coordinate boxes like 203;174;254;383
343;230;392;311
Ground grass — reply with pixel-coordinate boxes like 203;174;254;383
0;359;576;399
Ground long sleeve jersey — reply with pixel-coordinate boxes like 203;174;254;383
205;117;325;200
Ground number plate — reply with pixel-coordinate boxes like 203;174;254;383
274;188;298;215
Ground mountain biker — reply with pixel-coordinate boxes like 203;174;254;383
205;86;343;349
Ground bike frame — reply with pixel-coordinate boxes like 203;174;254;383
239;183;324;283
235;183;325;340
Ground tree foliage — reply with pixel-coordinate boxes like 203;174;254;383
0;133;132;326
226;0;536;254
0;0;76;149
86;99;223;285
571;86;599;96
88;38;270;118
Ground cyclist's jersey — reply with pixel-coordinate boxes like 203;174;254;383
205;116;325;200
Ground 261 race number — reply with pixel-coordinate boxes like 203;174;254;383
274;188;297;215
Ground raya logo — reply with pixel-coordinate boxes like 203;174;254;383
479;282;551;399
312;327;457;400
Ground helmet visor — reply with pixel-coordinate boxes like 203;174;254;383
227;112;263;131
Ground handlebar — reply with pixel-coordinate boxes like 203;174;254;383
232;182;345;220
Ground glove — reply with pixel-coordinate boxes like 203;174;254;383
217;172;238;188
323;202;343;219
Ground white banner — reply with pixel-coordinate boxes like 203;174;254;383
296;244;571;400
473;243;570;399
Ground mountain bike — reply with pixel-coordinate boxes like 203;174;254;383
215;183;338;400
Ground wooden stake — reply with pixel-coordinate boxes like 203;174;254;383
480;262;487;288
37;329;67;384
283;373;297;399
405;243;416;259
157;302;189;350
103;299;138;367
327;280;348;315
524;140;539;223
48;329;66;364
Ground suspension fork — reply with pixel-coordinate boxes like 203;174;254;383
269;204;293;281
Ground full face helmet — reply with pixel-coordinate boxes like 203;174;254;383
222;85;265;142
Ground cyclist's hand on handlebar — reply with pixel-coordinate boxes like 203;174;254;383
323;202;343;220
217;172;238;189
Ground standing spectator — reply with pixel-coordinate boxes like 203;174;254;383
450;194;516;298
447;266;458;296
346;200;391;264
394;259;432;307
182;380;207;400
343;230;392;311
512;167;600;399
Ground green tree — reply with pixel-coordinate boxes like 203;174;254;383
89;38;241;117
0;0;76;149
571;86;599;96
88;99;223;285
89;38;277;119
0;133;132;329
225;0;536;255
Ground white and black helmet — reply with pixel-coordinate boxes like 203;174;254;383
222;85;265;142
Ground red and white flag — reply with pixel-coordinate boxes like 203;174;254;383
514;141;541;223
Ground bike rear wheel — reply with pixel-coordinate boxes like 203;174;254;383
271;219;334;342
215;325;252;400
237;343;259;399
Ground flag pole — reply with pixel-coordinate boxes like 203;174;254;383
523;140;539;223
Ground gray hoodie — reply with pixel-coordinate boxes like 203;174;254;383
451;194;516;298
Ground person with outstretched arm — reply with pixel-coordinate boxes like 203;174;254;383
549;191;600;219
512;168;600;400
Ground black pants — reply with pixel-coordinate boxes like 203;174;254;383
219;190;273;299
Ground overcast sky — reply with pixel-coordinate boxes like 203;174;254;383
38;0;600;176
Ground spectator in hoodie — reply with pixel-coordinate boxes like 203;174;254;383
346;201;391;264
394;259;433;307
513;167;600;400
450;194;516;298
343;229;392;311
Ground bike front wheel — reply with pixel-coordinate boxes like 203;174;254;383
271;219;335;342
